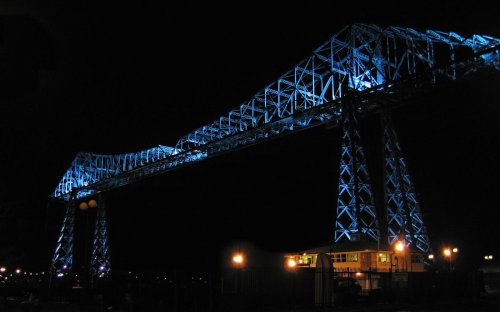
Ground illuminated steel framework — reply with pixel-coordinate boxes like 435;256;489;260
51;202;75;275
382;113;431;252
50;24;499;272
51;24;500;202
335;99;378;242
51;197;111;276
91;196;111;276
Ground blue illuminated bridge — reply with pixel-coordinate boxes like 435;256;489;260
50;24;500;276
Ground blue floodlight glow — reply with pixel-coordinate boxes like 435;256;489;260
382;113;431;252
50;24;499;276
50;24;500;202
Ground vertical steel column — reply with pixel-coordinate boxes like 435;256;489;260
51;200;75;275
335;93;379;242
91;194;111;277
382;112;431;252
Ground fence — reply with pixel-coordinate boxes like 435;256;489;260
1;269;492;311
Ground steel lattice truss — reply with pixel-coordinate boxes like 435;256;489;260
382;113;431;252
51;203;74;275
91;197;111;277
51;24;500;201
335;100;379;242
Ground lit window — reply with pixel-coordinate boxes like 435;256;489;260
347;253;358;262
378;253;390;263
333;254;345;263
299;255;313;265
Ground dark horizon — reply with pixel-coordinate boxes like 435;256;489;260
1;1;499;273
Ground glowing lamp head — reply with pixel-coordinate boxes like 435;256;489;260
452;248;458;253
287;259;296;268
0;267;5;273
232;253;244;266
428;254;434;260
79;202;89;210
16;269;21;274
395;241;405;252
88;199;98;208
443;248;452;257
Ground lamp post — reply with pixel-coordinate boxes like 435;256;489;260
443;247;457;271
394;241;406;272
231;251;245;294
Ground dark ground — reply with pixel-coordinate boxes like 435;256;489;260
2;271;500;311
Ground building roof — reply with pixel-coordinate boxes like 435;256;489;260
287;240;425;255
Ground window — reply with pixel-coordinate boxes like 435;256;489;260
299;255;313;265
333;253;347;263
411;254;422;263
378;253;390;263
347;253;358;262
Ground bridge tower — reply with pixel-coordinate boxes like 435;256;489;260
50;195;111;278
91;195;111;277
382;112;431;252
51;201;75;276
334;95;379;243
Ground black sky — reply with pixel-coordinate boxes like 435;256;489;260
0;1;499;271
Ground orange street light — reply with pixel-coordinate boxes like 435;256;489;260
79;202;89;210
395;241;405;252
232;253;245;268
287;259;297;268
443;248;452;257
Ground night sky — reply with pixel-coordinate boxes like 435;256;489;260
0;1;499;272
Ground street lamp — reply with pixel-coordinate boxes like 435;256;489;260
443;247;457;271
394;240;406;271
231;252;245;296
79;199;97;211
287;258;297;269
232;252;245;268
443;248;451;257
